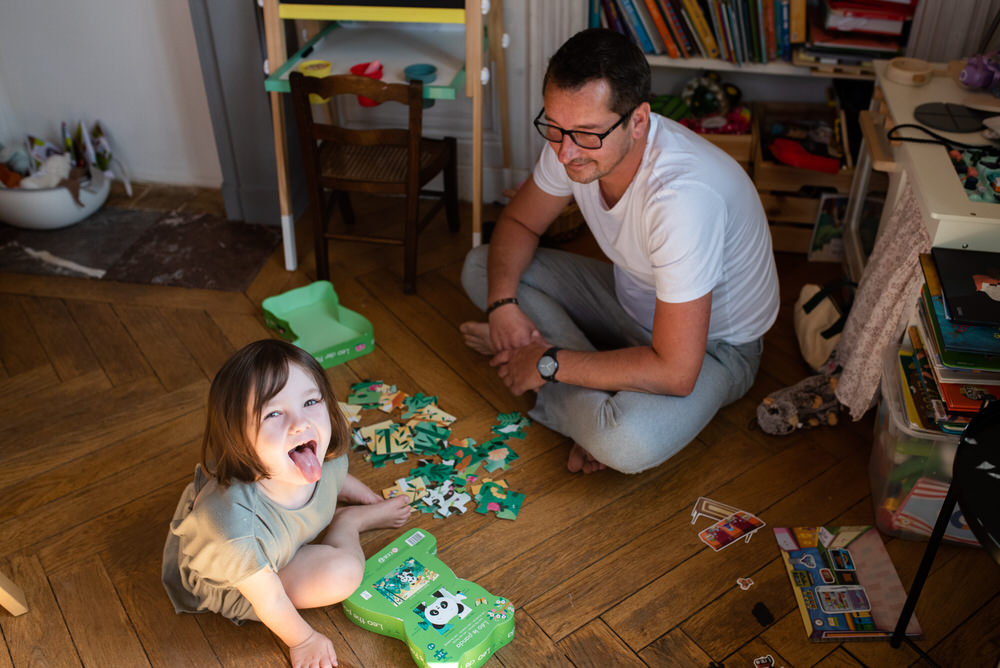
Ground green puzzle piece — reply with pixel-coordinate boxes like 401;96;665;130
343;528;515;668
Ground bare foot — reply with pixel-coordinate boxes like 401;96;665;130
567;443;607;474
336;496;410;531
460;321;496;356
338;487;382;505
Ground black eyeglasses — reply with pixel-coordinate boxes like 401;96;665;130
533;106;636;149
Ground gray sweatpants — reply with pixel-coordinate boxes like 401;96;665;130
461;245;762;474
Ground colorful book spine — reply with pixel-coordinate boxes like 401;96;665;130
601;0;630;36
618;0;658;53
727;0;745;63
590;0;603;28
708;0;733;61
922;284;1000;372
659;0;694;57
670;0;703;56
755;0;768;62
763;0;777;60
747;0;762;62
642;0;682;57
898;348;936;431
777;0;791;60
635;0;669;54
915;297;1000;385
679;4;707;57
789;0;807;43
682;0;721;58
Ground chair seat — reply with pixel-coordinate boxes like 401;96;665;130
319;140;450;186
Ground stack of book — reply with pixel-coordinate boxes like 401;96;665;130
802;0;918;66
591;0;808;64
898;249;1000;435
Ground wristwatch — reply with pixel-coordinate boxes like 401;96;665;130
536;347;561;383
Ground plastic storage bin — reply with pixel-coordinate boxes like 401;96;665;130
870;346;980;546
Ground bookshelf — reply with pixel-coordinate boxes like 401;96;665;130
646;54;811;76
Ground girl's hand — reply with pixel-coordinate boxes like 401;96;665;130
289;630;337;668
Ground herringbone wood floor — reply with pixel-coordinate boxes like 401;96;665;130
1;184;998;667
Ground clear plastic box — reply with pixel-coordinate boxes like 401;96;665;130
870;346;980;546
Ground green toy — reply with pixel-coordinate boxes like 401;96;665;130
262;280;374;368
343;528;515;668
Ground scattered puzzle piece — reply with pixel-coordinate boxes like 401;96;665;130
339;402;363;423
421;480;472;518
483;445;519;472
475;481;524;520
382;476;429;505
492;412;531;439
401;392;438;418
345;396;531;521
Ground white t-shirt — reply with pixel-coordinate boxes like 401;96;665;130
532;113;779;345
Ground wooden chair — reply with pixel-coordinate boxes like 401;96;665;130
289;71;460;294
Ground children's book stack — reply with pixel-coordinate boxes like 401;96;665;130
866;248;996;548
899;250;1000;436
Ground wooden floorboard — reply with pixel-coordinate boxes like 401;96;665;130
1;186;997;667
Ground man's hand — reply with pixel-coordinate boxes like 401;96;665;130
488;305;540;353
490;338;550;396
289;630;338;668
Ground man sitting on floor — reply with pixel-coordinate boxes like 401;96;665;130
460;28;779;474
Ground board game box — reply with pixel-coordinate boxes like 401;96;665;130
773;525;921;641
342;528;515;667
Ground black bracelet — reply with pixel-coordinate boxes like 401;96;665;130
486;297;518;315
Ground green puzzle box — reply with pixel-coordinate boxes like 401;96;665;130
342;528;515;668
261;280;374;368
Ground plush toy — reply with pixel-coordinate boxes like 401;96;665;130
757;371;841;436
960;52;1000;92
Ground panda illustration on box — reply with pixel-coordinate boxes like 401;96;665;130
414;588;470;634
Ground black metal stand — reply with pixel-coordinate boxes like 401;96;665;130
890;482;959;648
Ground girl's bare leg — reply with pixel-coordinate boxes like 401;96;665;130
278;496;410;608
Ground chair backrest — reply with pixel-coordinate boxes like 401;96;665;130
290;72;425;194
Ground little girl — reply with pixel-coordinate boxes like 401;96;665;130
162;339;410;668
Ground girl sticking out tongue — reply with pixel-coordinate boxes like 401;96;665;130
162;340;411;668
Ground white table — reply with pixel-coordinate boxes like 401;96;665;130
844;59;1000;280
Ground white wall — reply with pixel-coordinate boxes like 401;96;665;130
0;0;222;187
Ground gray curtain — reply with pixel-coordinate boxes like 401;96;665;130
906;0;1000;61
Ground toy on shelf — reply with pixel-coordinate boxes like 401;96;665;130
960;52;1000;94
342;528;515;668
262;280;374;368
665;72;752;137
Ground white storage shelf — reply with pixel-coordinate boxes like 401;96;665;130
647;54;813;77
266;22;467;99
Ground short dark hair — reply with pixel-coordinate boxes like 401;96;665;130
543;28;650;115
201;339;350;486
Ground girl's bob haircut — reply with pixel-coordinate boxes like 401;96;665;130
200;339;349;486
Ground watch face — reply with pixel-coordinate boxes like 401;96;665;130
538;356;556;377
